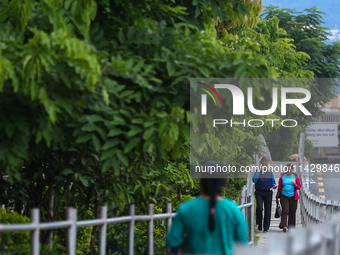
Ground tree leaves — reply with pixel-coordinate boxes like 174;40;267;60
127;126;143;137
87;115;104;123
102;139;120;150
116;150;129;166
3;3;334;249
79;175;89;187
124;137;141;153
143;127;156;140
155;184;169;196
108;128;124;137
102;157;115;173
82;123;97;132
61;168;73;175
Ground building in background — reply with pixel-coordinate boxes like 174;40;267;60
309;87;340;163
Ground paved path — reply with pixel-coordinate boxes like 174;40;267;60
255;161;302;247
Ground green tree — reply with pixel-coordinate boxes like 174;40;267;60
207;13;321;161
0;0;272;251
0;0;333;252
263;5;340;78
263;6;339;113
260;6;339;159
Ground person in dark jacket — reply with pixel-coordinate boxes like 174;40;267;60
252;157;277;232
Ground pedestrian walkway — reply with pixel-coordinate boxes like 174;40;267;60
255;161;302;247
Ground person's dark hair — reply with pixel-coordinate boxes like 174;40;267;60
286;163;294;170
286;163;294;171
260;157;267;164
200;160;226;232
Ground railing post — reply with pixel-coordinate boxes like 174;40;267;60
128;204;135;255
320;198;326;223
250;186;254;246
66;207;77;255
334;200;340;214
99;206;107;255
246;195;250;245
240;186;245;216
326;200;334;220
166;203;173;254
298;133;305;166
166;203;172;232
147;204;154;255
316;196;320;223
31;208;40;255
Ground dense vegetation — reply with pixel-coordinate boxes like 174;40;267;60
262;5;340;160
0;0;338;254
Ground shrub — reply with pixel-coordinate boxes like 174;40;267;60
0;208;30;255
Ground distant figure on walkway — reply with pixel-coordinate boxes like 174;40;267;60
167;160;248;255
276;164;301;232
252;157;277;233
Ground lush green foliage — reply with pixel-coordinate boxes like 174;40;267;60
0;208;94;254
261;6;340;159
263;6;340;79
0;0;337;253
262;6;339;120
0;0;268;251
0;209;30;255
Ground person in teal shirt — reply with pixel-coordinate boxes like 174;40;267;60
166;160;248;255
281;173;295;197
276;164;301;232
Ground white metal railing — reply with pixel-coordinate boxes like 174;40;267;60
298;133;340;226
0;181;254;255
299;185;340;226
235;213;340;255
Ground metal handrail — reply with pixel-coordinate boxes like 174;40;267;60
0;182;255;255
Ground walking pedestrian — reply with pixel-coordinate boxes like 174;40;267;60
252;157;277;232
276;163;301;232
166;160;248;255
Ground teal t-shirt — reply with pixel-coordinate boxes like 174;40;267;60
167;197;248;255
281;174;296;197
